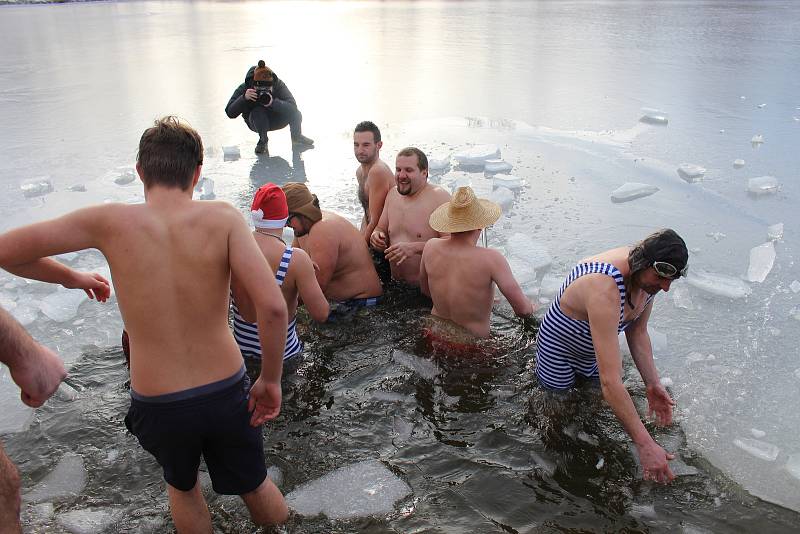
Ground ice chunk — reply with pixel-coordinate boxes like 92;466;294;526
55;382;80;402
491;174;522;190
686;269;751;299
428;157;450;174
595;457;605;469
539;272;564;300
747;176;779;195
750;428;766;439
39;288;88;323
610;182;659;203
639;108;669;125
392;350;439;379
56;507;118;534
285;460;412;519
194;177;215;200
113;168;136;185
484;159;513;174
733;437;779;461
619;327;666;356
267;466;283;487
68;184;86;192
660;377;674;387
453;145;500;166
785;454;800;480
506;233;552;271
9;302;39;326
488;186;514;211
24;453;86;503
751;134;764;144
0;369;35;434
508;257;537;286
706;231;726;242
767;223;783;241
790;280;800;294
222;145;240;160
733;159;746;169
745;242;775;283
21;177;54;198
677;164;706;183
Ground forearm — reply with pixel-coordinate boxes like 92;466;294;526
225;95;250;118
628;333;660;386
0;306;36;367
256;305;288;384
3;258;79;288
600;377;653;447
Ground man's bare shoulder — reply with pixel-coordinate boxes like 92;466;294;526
367;160;394;181
425;184;451;203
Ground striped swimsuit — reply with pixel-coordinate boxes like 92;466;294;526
231;246;303;360
535;262;653;389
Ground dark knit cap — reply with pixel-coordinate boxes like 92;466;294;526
628;228;688;274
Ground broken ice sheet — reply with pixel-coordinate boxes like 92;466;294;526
113;167;136;185
671;284;693;309
428;157;450;174
733;437;779;461
790;280;800;294
21;177;54;198
491;174;522;190
57;507;118;534
686;269;751;299
610;182;659;203
506;233;552;271
453;144;500;167
24;453;86;503
222;145;240;160
639;108;669;125
751;134;764;144
745;242;775;283
39;287;89;323
677;164;706;183
484;159;513;174
766;223;783;241
733;159;746;169
785;454;800;480
285;460;412;519
747;176;779;195
392;350;439;380
488;186;514;210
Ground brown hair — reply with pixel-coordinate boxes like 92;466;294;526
397;147;428;172
354;121;381;143
137;116;203;191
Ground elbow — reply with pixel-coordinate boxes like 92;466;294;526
312;304;330;323
260;299;288;327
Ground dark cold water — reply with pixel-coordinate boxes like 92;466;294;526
1;1;799;532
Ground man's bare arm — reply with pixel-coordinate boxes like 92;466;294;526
491;251;535;317
293;249;329;322
363;168;392;242
419;243;431;297
369;190;393;251
588;279;674;483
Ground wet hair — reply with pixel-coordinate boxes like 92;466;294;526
628;228;688;274
137;116;203;191
354;121;381;143
397;147;428;172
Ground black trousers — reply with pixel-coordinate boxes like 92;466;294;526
245;100;302;142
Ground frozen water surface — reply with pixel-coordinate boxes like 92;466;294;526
610;182;659;203
23;453;86;503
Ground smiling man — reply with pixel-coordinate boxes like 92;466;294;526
369;147;450;287
535;228;689;485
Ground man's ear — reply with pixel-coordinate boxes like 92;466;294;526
135;162;143;181
191;165;202;189
377;141;383;150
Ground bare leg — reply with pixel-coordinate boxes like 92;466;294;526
0;443;22;534
167;480;212;534
240;476;288;526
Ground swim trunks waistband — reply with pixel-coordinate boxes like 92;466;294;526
130;364;246;403
334;296;382;308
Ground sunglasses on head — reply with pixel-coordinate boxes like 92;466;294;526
652;261;688;279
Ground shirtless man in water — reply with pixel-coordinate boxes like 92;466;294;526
536;228;688;484
354;121;394;243
370;147;451;286
0;117;289;532
420;187;535;339
283;182;383;309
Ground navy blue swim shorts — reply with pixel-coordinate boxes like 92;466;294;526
124;365;267;495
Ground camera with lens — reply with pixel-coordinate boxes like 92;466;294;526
254;81;273;107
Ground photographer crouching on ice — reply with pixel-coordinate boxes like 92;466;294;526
226;60;314;155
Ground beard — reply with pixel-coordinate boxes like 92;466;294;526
356;152;375;163
397;182;412;195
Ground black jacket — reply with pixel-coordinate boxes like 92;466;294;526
225;65;298;121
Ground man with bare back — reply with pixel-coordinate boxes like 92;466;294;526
369;147;451;287
0;117;289;532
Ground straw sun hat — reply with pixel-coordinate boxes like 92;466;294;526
429;186;502;233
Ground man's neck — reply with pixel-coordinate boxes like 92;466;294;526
144;184;193;204
449;230;482;246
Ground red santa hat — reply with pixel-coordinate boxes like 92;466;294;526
251;183;288;228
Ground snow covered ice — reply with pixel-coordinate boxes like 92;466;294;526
610;182;659;203
686;269;752;299
222;145;240;160
491;174;522;190
733;438;780;462
751;134;764;144
733;159;746;169
428;157;450;174
639;108;669;125
677;164;706;183
745;242;775;283
285;460;412;519
24;453;86;503
453;144;500;167
21;177;54;198
747;176;779;195
489;186;514;210
484;159;513;174
112;168;136;186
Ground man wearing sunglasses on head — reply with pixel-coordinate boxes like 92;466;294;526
535;228;688;484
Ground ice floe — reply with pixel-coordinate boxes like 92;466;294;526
392;350;439;379
639;108;669;125
751;428;766;439
285;460;412;519
194;177;215;200
747;176;779;195
790;280;800;294
24;453;86;503
677;164;706;183
0;369;34;434
56;507;118;534
113;168;136;186
21;177;54;198
751;134;764;144
488;186;514;210
745;242;775;283
428;157;451;174
733;159;746;169
767;223;784;241
39;287;89;323
483;159;513;174
508;257;537;287
686;269;751;299
222;145;240;160
506;233;552;271
733;437;779;461
785;454;800;480
453;144;500;167
610;182;659;203
491;174;522;190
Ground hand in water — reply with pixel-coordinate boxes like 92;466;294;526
248;378;282;426
646;382;675;426
638;440;675;483
10;344;66;408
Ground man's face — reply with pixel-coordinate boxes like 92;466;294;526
637;267;675;295
395;154;428;196
354;131;381;164
286;213;311;237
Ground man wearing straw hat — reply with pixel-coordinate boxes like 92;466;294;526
420;186;536;339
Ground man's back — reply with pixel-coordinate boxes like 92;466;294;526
296;211;382;301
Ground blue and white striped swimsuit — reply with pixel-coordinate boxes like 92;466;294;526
231;246;303;360
535;262;653;389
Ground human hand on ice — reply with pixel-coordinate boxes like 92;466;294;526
638;440;675;484
646;382;675;426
